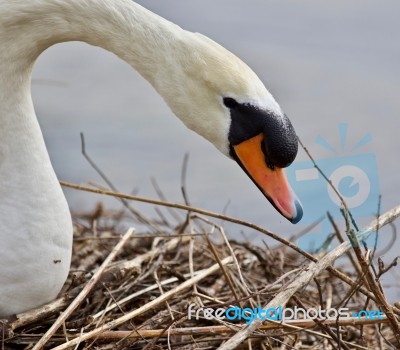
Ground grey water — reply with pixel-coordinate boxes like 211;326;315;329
32;1;400;299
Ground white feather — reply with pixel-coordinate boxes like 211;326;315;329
0;0;282;316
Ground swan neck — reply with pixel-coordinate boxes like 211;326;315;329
1;0;183;85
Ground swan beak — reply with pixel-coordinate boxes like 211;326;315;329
232;133;303;224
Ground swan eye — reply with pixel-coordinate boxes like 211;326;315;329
223;97;238;109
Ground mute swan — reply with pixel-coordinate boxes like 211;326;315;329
0;0;302;317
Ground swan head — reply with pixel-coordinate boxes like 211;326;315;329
155;32;303;223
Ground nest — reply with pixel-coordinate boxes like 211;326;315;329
1;196;399;350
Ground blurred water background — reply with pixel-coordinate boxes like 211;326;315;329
32;1;399;297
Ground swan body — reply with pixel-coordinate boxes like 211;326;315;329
0;0;302;317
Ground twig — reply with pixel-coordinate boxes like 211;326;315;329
153;271;174;322
341;194;400;345
31;228;134;350
293;295;349;350
59;181;317;260
8;235;187;332
59;180;400;316
370;194;382;260
327;211;362;277
80;133;157;230
193;215;252;296
377;223;398;257
9;294;77;332
378;257;399;278
217;205;400;350
205;234;240;304
102;235;190;283
298;137;357;234
49;257;233;350
150;177;182;223
90;316;389;341
349;244;400;345
91;266;220;320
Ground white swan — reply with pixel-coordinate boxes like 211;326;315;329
0;0;302;317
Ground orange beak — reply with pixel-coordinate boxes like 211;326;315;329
233;133;303;223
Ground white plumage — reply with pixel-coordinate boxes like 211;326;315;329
0;0;298;316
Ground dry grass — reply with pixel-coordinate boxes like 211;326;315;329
2;193;400;350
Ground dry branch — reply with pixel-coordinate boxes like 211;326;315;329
2;188;398;349
93;315;389;339
50;256;233;350
60;181;400;317
9;234;189;332
31;228;134;350
218;205;400;350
